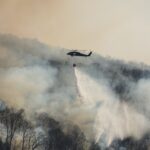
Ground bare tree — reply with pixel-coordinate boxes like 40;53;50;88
20;120;32;150
0;108;24;150
30;131;44;150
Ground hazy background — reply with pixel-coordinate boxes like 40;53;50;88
0;0;150;64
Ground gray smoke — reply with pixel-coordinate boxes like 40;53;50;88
0;34;150;147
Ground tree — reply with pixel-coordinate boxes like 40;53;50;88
0;108;24;150
20;120;32;150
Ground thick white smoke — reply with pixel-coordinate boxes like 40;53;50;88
0;66;57;111
0;34;150;146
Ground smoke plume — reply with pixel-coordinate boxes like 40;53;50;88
0;34;150;147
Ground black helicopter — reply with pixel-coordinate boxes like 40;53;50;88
67;50;92;57
67;50;92;67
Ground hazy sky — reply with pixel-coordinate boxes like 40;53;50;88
0;0;150;64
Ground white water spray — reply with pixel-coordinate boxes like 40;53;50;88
74;67;112;104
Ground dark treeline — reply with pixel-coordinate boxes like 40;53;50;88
0;101;150;150
0;101;101;150
108;135;150;150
